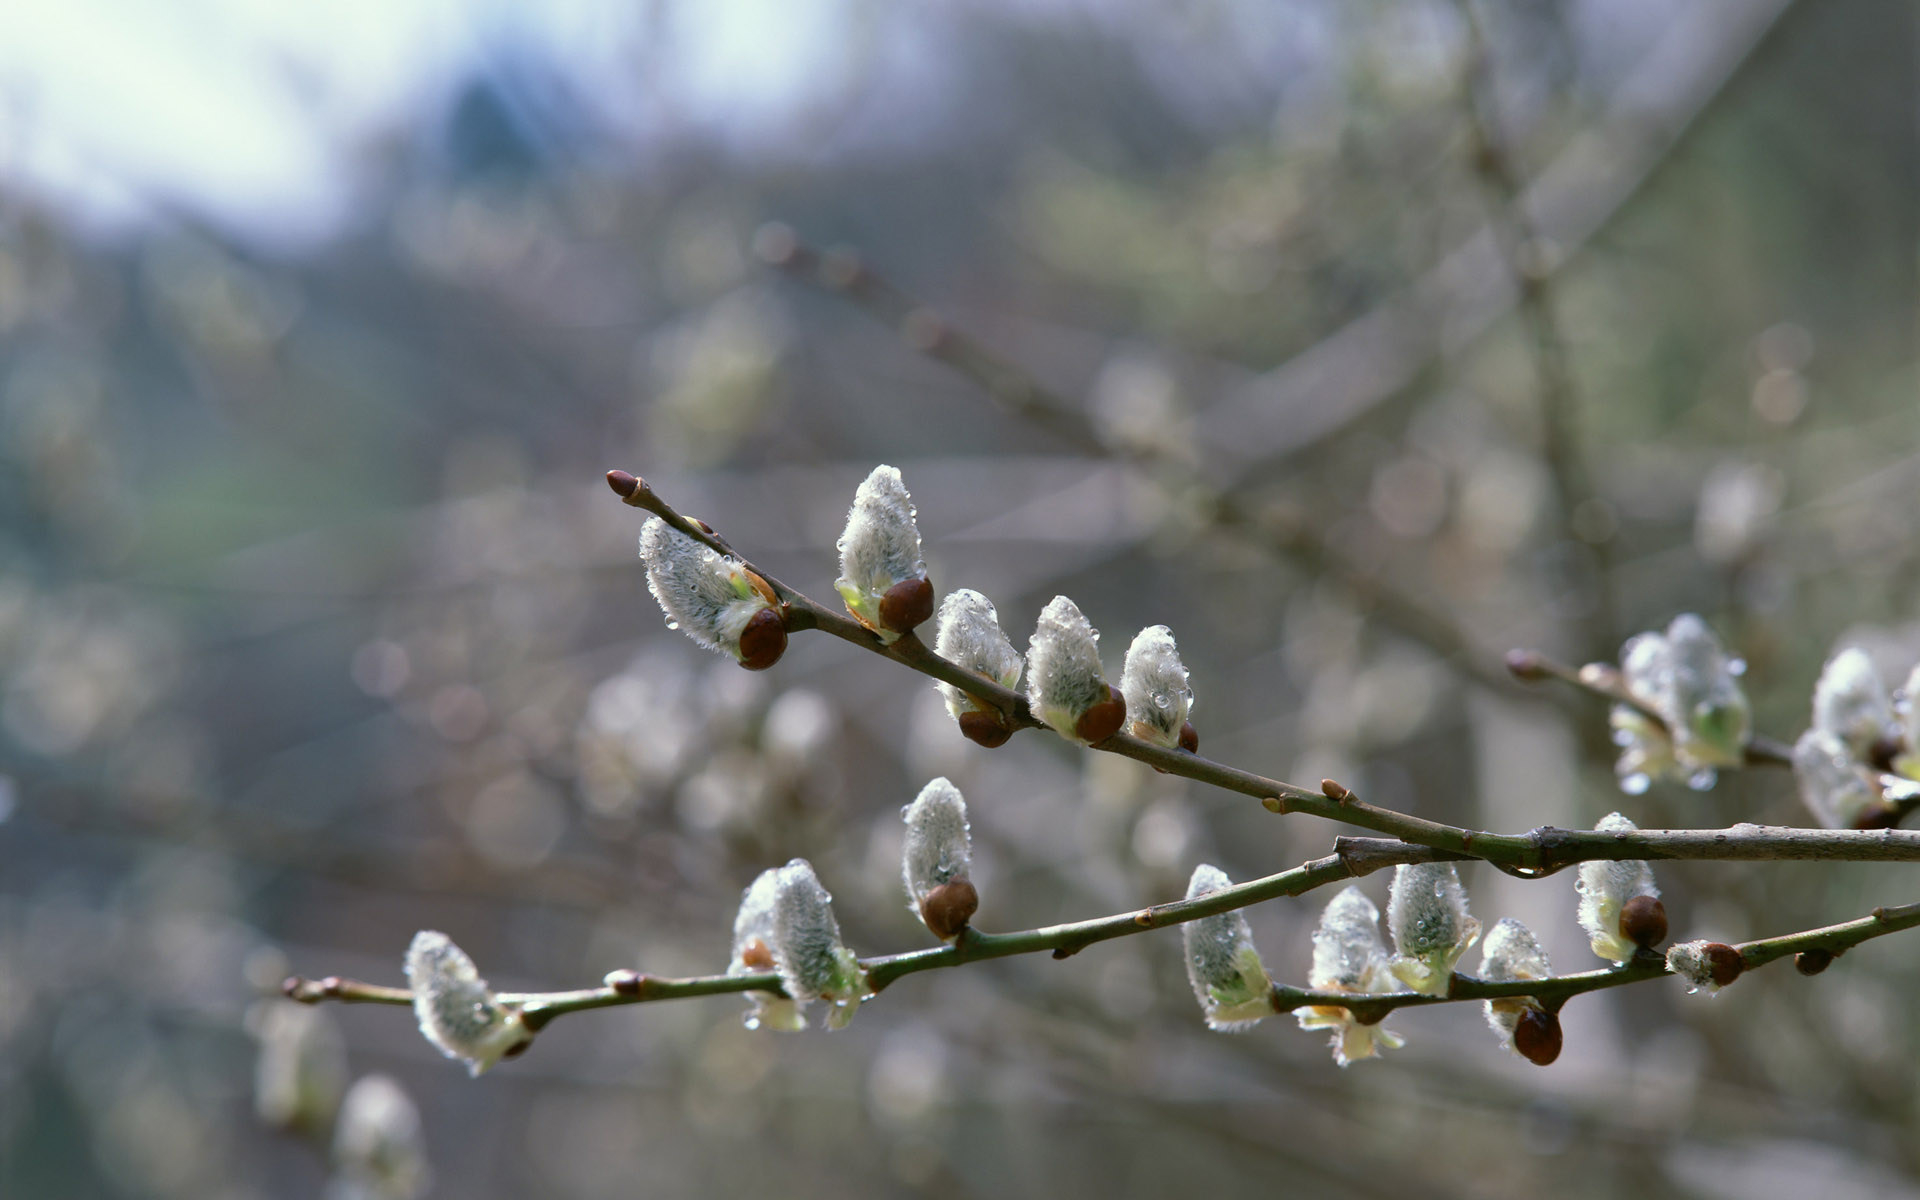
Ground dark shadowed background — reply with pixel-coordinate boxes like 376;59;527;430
1;1;1917;1196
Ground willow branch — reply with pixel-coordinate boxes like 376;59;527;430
1505;646;1794;767
282;889;1920;1032
608;468;1920;869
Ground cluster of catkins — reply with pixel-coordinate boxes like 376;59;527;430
1790;647;1920;829
1184;811;1725;1068
636;464;1202;757
1598;615;1920;830
1600;614;1752;794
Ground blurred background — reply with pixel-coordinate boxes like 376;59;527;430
1;0;1916;1195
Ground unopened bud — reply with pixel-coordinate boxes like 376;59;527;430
404;932;532;1076
918;880;979;942
1619;894;1669;951
1667;940;1744;992
640;518;786;670
1027;596;1122;744
1121;625;1194;750
956;709;1013;748
1512;1008;1562;1067
834;465;931;641
901;778;975;941
1794;948;1835;976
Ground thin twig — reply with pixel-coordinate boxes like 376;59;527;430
1505;646;1794;767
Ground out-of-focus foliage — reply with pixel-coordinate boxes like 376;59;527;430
1;1;1916;1197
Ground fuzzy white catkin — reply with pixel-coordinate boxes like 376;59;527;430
1792;728;1883;829
901;777;971;906
639;517;770;658
404;931;530;1076
1180;864;1273;1032
1811;647;1895;759
1577;812;1660;963
1662;614;1751;767
1298;885;1404;1066
1121;625;1192;748
1666;940;1735;993
1026;595;1112;740
1387;861;1480;996
1479;917;1551;1041
834;465;926;635
253;1001;347;1132
933;589;1022;717
731;868;806;1032
769;858;867;1028
332;1074;430;1200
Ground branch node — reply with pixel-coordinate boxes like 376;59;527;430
605;970;646;998
1262;795;1288;814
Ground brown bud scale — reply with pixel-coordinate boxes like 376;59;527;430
605;469;641;499
878;576;935;634
1619;895;1668;951
1513;1008;1562;1066
736;607;788;671
1703;942;1745;988
919;878;979;942
1794;948;1835;976
739;939;775;972
1178;721;1199;754
957;709;1013;748
1074;686;1127;744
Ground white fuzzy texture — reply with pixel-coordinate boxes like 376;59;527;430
1811;647;1894;759
1298;885;1404;1066
1386;862;1481;996
730;868;806;1031
1620;616;1749;772
1609;704;1677;793
1666;940;1732;992
901;777;972;905
933;589;1022;718
1181;864;1273;1032
1793;728;1882;829
332;1074;430;1200
1025;595;1112;740
1121;625;1193;747
404;931;530;1077
1577;812;1660;963
834;465;925;637
769;858;868;1028
639;517;769;659
1480;918;1551;1042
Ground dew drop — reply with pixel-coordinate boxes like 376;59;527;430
743;1013;762;1031
666;620;680;631
1728;658;1747;677
1151;691;1170;710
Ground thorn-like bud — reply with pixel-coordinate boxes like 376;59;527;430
1667;940;1745;992
1576;813;1661;964
1512;1009;1563;1067
1026;596;1122;744
606;469;641;499
1387;862;1481;996
1479;917;1553;1058
730;869;807;1032
1320;778;1351;801
332;1075;430;1200
404;932;532;1076
640;517;786;670
1121;625;1195;750
1794;948;1836;976
835;465;931;641
768;858;870;1029
1619;894;1669;951
901;778;976;941
1298;885;1405;1065
1181;865;1274;1032
603;969;644;996
1504;649;1549;681
933;589;1023;742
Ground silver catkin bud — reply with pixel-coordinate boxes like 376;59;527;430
769;858;869;1029
933;589;1022;720
834;465;929;640
639;517;777;662
332;1074;430;1200
404;931;531;1076
1811;647;1895;760
1480;917;1552;1042
901;777;972;908
1576;813;1660;964
1026;595;1120;743
1386;861;1481;996
730;867;807;1031
1298;885;1404;1066
1121;625;1193;749
1180;864;1273;1032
